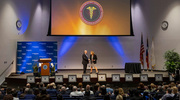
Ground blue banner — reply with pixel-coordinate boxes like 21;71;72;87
16;41;57;73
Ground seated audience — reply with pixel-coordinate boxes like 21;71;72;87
106;84;113;94
93;83;100;94
110;89;119;100
12;88;19;100
46;83;57;94
116;88;126;100
137;83;145;93
70;86;84;97
33;88;40;96
26;83;31;88
150;83;156;92
60;86;68;96
154;86;166;100
172;87;179;99
83;85;94;95
4;80;180;100
36;88;51;100
3;88;13;100
82;90;96;100
161;88;174;100
100;85;110;100
144;85;154;93
0;91;3;100
130;89;143;100
39;82;46;92
95;85;101;97
66;84;73;94
22;88;35;99
78;82;84;92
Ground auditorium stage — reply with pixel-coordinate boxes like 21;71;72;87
5;69;170;89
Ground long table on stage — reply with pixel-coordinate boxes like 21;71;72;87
125;63;141;73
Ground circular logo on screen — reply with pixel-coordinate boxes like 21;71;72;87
43;65;48;70
80;1;103;25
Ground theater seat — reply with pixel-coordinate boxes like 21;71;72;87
24;94;35;100
166;97;173;100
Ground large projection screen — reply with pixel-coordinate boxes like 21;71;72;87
51;0;131;36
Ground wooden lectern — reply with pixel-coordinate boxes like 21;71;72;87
39;58;52;76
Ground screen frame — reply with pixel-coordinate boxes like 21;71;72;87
47;0;134;36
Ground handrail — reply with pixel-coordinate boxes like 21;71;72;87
0;61;14;76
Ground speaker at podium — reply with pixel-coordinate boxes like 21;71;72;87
38;58;52;76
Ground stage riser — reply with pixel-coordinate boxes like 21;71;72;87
6;77;170;89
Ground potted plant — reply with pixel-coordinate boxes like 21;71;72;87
164;50;180;73
33;63;39;77
50;64;55;76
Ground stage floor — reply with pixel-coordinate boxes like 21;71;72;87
8;69;168;79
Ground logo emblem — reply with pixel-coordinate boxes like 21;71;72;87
80;1;103;25
43;65;48;70
16;20;22;31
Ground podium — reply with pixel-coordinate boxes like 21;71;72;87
39;58;52;76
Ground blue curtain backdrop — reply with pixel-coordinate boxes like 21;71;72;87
16;41;57;73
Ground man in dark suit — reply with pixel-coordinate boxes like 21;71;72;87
82;50;89;73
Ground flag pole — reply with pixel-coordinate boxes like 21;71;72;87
140;33;145;72
151;38;155;72
146;37;149;72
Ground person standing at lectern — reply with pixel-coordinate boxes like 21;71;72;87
82;50;89;73
90;51;98;74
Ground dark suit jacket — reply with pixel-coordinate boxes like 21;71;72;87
82;54;89;64
90;54;97;64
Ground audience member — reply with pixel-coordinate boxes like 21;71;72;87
60;86;68;96
3;88;13;100
12;89;19;100
82;90;96;100
33;88;40;96
70;86;84;97
110;89;119;100
137;82;145;93
161;88;174;100
154;86;166;100
83;85;94;95
36;88;50;100
23;88;35;99
130;89;143;100
106;84;113;94
172;87;179;99
116;88;126;100
26;83;31;88
78;82;84;92
0;91;3;100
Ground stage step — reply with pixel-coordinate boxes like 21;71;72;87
3;82;7;85
10;72;21;76
1;81;7;88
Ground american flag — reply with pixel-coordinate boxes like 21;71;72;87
146;38;149;69
140;33;145;66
